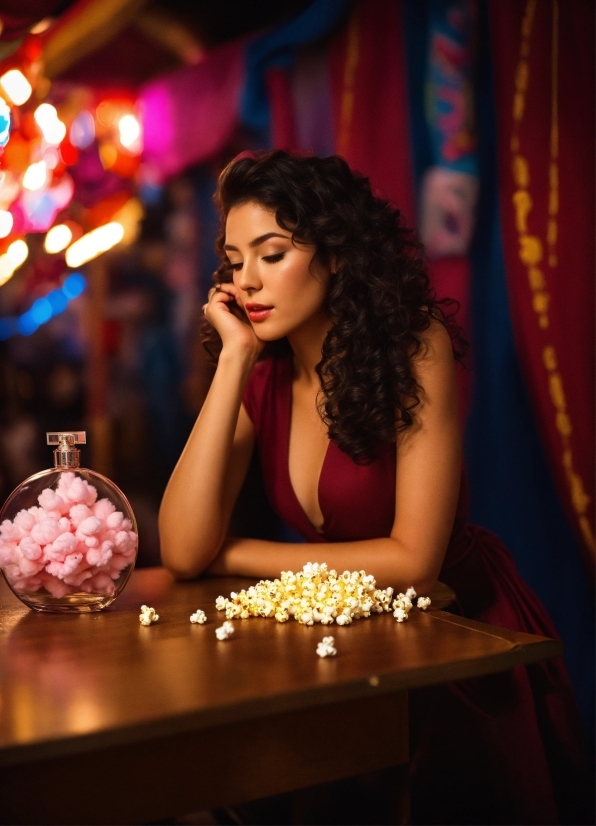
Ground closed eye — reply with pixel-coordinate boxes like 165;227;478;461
263;252;284;264
228;262;243;271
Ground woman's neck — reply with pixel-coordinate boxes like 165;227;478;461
287;312;330;386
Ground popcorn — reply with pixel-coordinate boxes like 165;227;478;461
316;635;337;658
393;607;409;623
190;609;207;624
215;621;235;640
214;564;396;627
213;568;432;631
139;604;159;625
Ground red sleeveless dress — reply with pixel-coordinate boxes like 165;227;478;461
243;356;590;825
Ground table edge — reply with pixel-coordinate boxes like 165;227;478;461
0;609;562;768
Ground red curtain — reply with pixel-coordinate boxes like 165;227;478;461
490;0;595;571
328;0;415;225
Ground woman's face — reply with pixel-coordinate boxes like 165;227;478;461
224;201;331;342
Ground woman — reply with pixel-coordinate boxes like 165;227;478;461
159;151;589;824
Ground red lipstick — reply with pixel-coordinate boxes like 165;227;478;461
245;303;273;322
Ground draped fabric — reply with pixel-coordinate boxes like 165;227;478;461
489;0;595;572
328;0;416;225
141;0;351;179
140;38;247;182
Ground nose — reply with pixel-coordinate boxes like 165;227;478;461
236;257;262;292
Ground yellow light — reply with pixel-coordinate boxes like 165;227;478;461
0;254;15;284
98;143;118;170
30;18;53;35
45;224;73;254
118;114;141;149
65;223;124;267
0;210;13;238
112;197;144;245
7;239;28;268
23;161;47;191
0;70;32;106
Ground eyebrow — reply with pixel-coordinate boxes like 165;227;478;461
224;232;290;252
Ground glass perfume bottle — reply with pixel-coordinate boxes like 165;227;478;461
0;432;138;612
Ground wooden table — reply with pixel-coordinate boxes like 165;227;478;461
0;568;562;825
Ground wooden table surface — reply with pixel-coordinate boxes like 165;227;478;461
0;567;562;825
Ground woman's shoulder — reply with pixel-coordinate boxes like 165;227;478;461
415;317;456;369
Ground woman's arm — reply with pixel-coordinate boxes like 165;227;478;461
208;320;461;593
159;284;263;579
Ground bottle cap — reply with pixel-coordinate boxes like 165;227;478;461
46;432;86;468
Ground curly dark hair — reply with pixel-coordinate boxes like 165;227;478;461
202;150;465;463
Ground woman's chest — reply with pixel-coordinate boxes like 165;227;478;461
287;383;329;533
263;421;397;543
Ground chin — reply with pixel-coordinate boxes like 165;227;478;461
252;324;287;342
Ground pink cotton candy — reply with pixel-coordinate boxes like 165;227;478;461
13;575;43;593
18;536;42;561
86;542;113;567
94;498;116;520
0;542;17;565
69;504;92;527
13;511;36;532
63;567;94;587
57;473;97;506
81;572;115;595
30;517;61;546
16;550;45;577
46;552;83;580
43;575;74;598
107;552;130;575
84;536;99;547
1;520;22;543
45;531;80;560
3;562;20;580
26;506;45;523
121;518;132;531
106;510;124;529
58;516;71;532
37;488;70;515
114;530;133;553
76;516;101;537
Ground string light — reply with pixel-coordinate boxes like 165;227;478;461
23;161;48;191
7;239;28;268
0;273;86;339
0;70;32;106
34;103;66;145
0;210;14;238
118;114;141;149
0;240;28;287
0;254;15;285
65;222;124;267
44;223;73;253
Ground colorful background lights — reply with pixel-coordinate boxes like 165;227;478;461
0;272;86;339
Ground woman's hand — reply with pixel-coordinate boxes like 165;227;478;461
203;282;264;359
